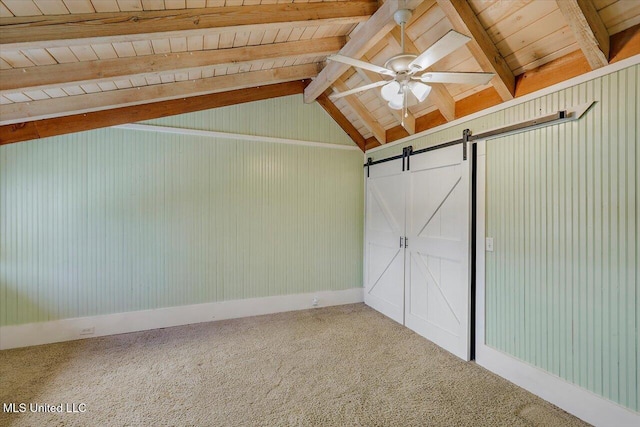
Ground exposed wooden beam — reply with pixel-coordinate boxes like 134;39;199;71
0;36;345;94
333;77;386;144
316;91;367;152
609;23;640;64
0;1;376;50
427;84;456;122
415;110;448;134
436;0;515;101
387;28;456;122
304;0;423;103
365;137;381;151
0;81;308;145
0;64;319;125
405;0;438;25
455;86;502;118
514;50;591;97
557;0;609;69
386;124;410;142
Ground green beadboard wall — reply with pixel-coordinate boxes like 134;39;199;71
0;95;364;327
371;64;639;412
143;94;354;146
485;65;638;412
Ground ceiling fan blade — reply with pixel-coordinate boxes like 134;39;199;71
329;81;388;100
327;54;395;76
408;30;471;72
416;71;494;85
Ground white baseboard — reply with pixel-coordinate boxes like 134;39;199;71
476;344;640;426
0;288;364;350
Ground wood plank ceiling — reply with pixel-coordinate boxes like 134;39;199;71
1;0;639;150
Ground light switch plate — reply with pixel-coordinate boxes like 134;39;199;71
486;237;494;252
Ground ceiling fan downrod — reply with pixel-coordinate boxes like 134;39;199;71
394;9;412;55
393;9;413;124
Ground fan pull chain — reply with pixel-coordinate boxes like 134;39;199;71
403;85;408;121
404;85;408;117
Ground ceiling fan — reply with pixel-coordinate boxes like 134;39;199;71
328;9;495;122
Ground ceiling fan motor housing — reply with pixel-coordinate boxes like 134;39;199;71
393;9;412;26
384;54;418;74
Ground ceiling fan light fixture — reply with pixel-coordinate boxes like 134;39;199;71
388;99;404;110
408;81;431;103
380;81;401;102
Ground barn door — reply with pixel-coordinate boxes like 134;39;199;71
404;145;472;360
364;159;405;324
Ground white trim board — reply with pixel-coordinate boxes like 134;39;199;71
474;141;640;426
475;345;640;426
0;288;364;350
113;123;361;151
367;55;640;154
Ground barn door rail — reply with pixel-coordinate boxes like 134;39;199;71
364;102;594;169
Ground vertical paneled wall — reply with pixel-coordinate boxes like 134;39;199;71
143;94;356;146
485;65;638;411
0;95;364;327
370;64;639;411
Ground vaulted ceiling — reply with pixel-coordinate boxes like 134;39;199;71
1;0;639;150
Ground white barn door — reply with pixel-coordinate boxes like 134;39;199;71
404;145;471;360
364;159;405;324
364;146;471;360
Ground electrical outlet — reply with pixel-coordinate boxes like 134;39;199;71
486;237;494;252
79;327;95;336
312;297;319;307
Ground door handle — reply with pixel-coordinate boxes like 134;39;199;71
400;237;403;248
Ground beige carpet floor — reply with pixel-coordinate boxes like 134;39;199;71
1;303;589;426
